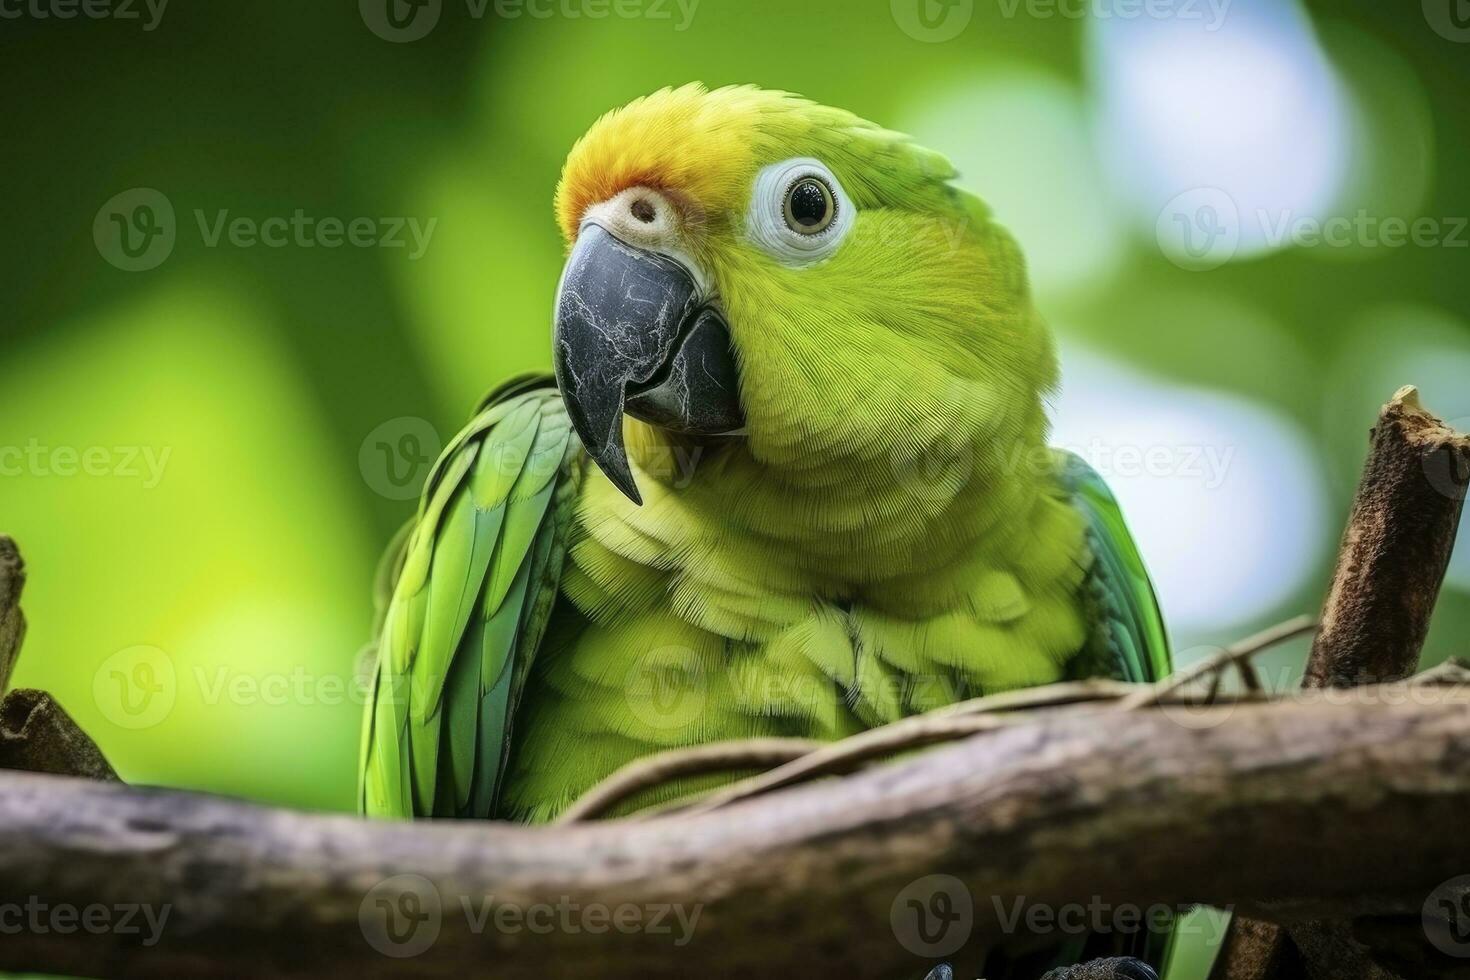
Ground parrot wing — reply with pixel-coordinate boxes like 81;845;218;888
1061;452;1172;685
1052;453;1180;977
359;375;583;819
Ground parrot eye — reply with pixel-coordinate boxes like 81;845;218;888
746;158;855;266
784;177;836;235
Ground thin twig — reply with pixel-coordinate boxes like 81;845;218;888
1408;659;1470;687
933;677;1141;717
570;618;1319;822
654;714;1016;819
1118;615;1318;711
556;738;819;825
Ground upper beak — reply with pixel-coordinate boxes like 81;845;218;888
553;223;743;505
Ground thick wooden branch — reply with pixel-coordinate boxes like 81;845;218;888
2;691;1470;979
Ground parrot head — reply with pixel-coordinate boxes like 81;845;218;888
553;84;1055;506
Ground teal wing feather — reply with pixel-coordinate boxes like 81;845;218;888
1062;452;1178;975
1061;453;1172;684
359;376;582;819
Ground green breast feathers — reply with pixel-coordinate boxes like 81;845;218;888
359;380;1169;822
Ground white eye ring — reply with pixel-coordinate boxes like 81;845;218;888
745;158;856;267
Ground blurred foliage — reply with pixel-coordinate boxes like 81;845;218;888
1;0;1467;841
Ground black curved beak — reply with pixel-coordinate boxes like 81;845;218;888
553;223;743;505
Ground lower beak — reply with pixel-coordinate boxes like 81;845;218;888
552;223;743;505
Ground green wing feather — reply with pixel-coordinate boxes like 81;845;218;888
1061;452;1172;685
359;376;582;819
1061;452;1178;975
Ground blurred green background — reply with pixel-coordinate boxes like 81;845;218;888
2;0;1467;880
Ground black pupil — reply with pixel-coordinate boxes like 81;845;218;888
790;180;829;228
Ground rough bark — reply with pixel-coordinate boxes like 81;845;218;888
1213;388;1470;980
0;689;118;781
0;535;24;692
1305;386;1470;688
0;536;118;781
2;692;1470;979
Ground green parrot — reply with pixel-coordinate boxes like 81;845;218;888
359;83;1173;978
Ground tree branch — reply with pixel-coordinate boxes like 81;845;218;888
1218;386;1470;979
1306;385;1470;688
0;537;118;781
2;689;1470;979
0;535;25;692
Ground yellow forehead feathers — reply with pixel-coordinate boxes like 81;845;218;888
555;84;965;247
555;84;783;243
